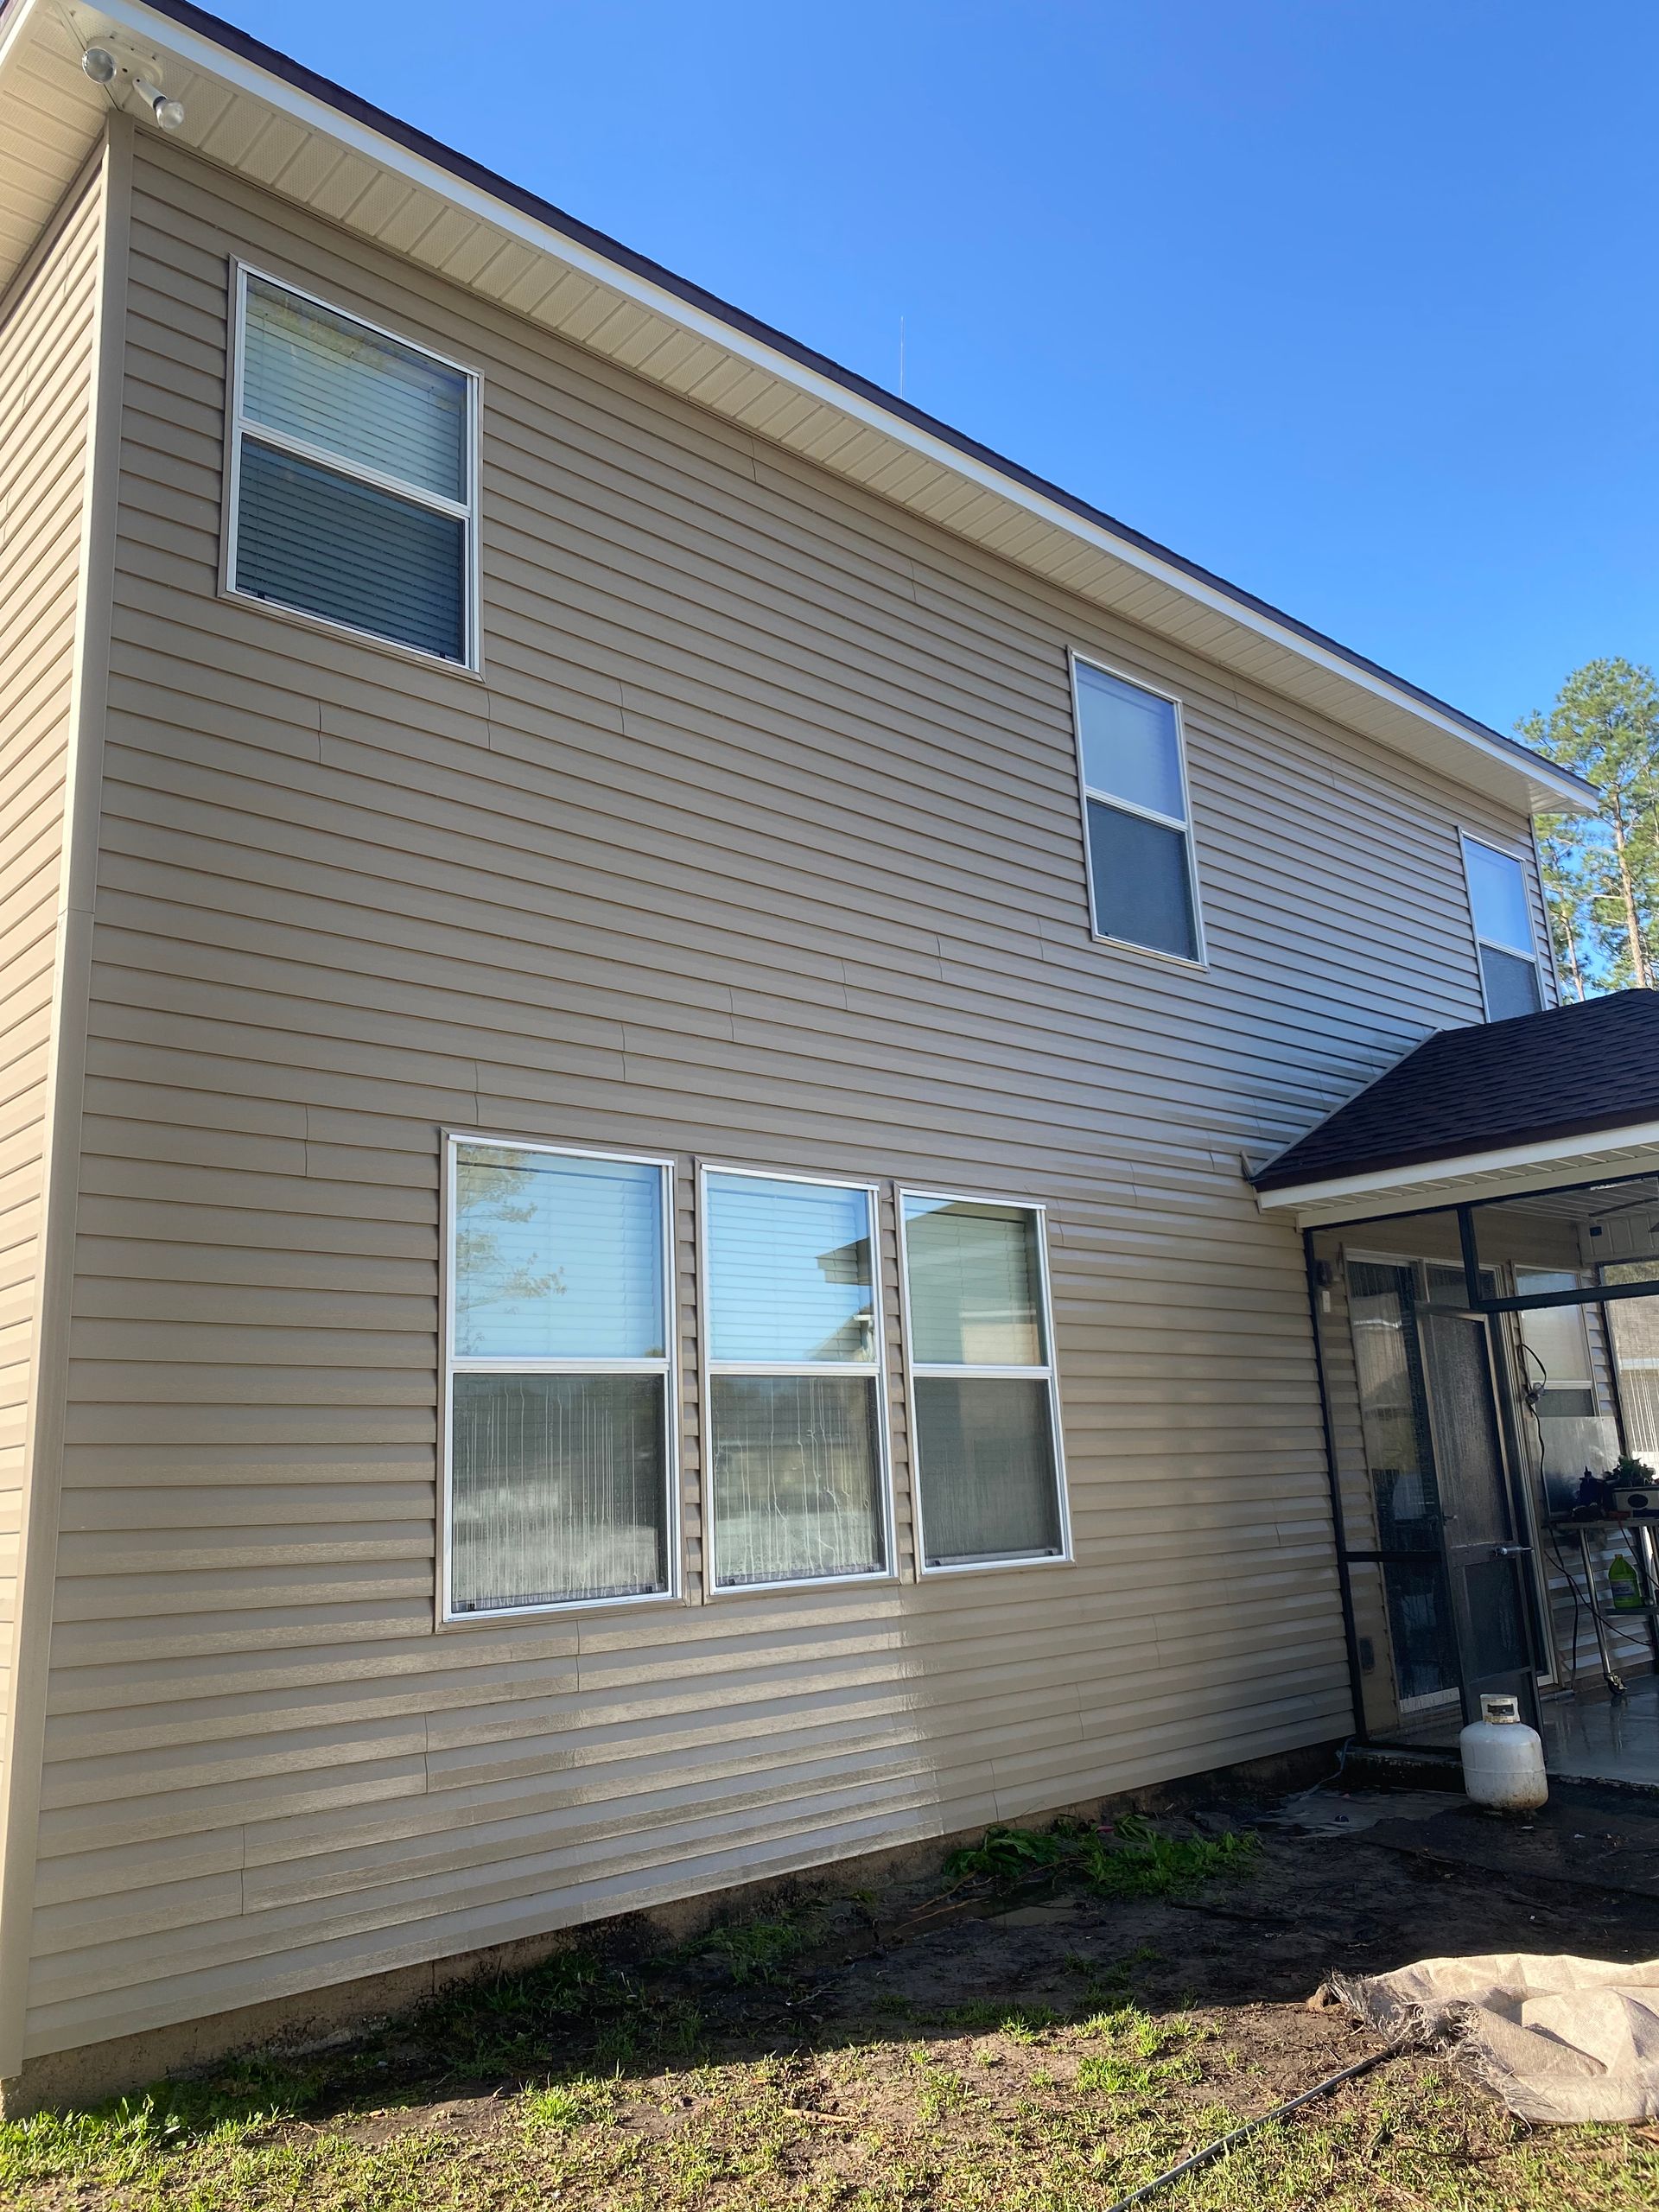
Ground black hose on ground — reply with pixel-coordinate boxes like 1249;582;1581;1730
1099;2045;1398;2212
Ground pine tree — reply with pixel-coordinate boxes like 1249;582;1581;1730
1519;658;1659;994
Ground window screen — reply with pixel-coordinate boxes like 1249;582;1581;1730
704;1171;888;1588
902;1194;1068;1569
231;273;476;664
1072;659;1201;962
1462;837;1542;1020
446;1141;673;1614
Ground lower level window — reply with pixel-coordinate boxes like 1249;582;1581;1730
901;1193;1068;1568
445;1138;674;1614
704;1169;890;1589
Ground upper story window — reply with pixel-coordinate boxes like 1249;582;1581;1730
900;1193;1069;1571
228;269;479;667
443;1138;676;1618
703;1168;891;1592
1462;836;1543;1020
1071;655;1204;965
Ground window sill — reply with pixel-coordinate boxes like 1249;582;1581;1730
1084;928;1209;975
917;1551;1075;1580
437;1586;686;1628
219;582;486;683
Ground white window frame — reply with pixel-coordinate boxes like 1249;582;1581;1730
1460;831;1543;1020
698;1161;896;1596
439;1131;680;1625
1068;650;1207;970
897;1185;1072;1577
224;262;483;673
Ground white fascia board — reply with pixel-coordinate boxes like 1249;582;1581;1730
0;0;39;73
52;0;1595;818
1255;1116;1659;1225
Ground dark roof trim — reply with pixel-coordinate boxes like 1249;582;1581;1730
1252;1102;1659;1194
1252;991;1659;1195
41;0;1589;801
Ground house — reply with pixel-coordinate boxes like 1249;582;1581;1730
3;0;1657;2118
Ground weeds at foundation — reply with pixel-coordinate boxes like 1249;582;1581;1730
944;1812;1262;1899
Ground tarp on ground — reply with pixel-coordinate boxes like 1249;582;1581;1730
1334;1953;1659;2124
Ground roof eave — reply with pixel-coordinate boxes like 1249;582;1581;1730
1255;1116;1659;1229
0;0;1598;820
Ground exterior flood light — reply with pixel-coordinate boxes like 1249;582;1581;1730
134;76;185;130
80;46;118;82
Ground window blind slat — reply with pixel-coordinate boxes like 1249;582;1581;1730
706;1173;876;1363
454;1146;664;1360
902;1198;1044;1366
243;275;466;502
1075;661;1185;821
235;441;465;662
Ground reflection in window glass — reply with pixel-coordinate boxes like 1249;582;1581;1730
1463;838;1542;1020
446;1141;672;1614
1465;841;1534;953
705;1173;887;1589
454;1144;664;1359
1074;661;1185;821
706;1173;875;1363
902;1195;1066;1569
232;272;474;663
1072;659;1202;962
902;1199;1043;1365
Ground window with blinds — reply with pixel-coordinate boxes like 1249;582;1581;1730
900;1193;1069;1570
703;1169;891;1590
1071;656;1203;963
228;270;477;665
1461;836;1544;1020
444;1139;675;1617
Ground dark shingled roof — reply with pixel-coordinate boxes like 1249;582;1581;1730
1253;990;1659;1192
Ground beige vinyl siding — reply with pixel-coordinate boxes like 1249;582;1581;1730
23;135;1550;2059
0;165;100;1823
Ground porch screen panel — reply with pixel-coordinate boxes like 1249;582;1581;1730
1346;1261;1459;1705
1606;1288;1659;1464
705;1172;887;1588
904;1197;1066;1568
447;1141;673;1614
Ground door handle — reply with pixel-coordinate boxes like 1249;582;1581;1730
1491;1544;1531;1559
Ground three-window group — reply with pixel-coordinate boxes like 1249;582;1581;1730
443;1138;1071;1618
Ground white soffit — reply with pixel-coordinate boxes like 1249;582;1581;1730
0;0;1595;822
1258;1122;1659;1230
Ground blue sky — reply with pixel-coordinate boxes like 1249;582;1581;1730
236;0;1656;736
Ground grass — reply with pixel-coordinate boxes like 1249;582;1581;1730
6;2027;1655;2210
943;1813;1262;1900
3;1854;1657;2211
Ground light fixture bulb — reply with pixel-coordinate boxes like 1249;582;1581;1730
134;76;185;130
81;46;118;82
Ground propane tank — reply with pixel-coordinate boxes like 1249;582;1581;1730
1459;1693;1548;1813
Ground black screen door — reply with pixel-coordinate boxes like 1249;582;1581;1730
1416;1304;1540;1723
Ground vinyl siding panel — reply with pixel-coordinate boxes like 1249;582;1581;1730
26;136;1553;2057
0;165;100;1823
